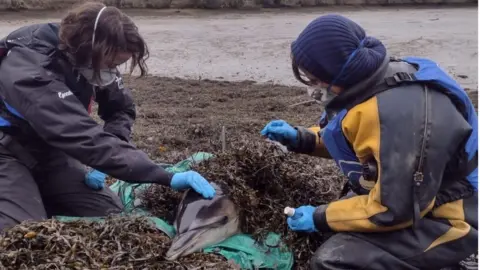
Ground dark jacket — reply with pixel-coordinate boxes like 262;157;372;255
0;23;173;185
293;57;475;232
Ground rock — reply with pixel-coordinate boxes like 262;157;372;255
199;0;223;8
300;0;317;6
239;0;258;8
105;0;171;8
279;0;300;6
170;0;196;8
316;0;336;5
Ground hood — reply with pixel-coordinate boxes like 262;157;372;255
0;23;60;58
323;55;421;121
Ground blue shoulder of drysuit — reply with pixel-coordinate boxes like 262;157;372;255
0;41;26;126
402;56;478;191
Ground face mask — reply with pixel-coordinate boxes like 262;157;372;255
307;86;337;105
78;68;117;87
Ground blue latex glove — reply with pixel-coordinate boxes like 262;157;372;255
85;169;106;190
260;120;298;147
287;205;318;233
170;171;216;199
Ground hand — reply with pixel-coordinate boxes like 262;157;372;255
287;205;318;233
85;169;106;190
170;171;216;199
260;120;298;147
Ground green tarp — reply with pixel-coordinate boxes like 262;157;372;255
55;152;293;270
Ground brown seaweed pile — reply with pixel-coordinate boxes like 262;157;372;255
141;139;347;268
0;216;237;270
141;184;182;223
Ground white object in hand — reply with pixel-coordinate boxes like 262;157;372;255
284;207;295;217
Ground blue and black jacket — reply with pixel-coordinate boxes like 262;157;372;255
0;23;174;185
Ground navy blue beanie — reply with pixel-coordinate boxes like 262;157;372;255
291;14;387;88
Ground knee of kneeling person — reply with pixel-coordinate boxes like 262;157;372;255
101;195;124;215
105;202;124;214
310;244;343;270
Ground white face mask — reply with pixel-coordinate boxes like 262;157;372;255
78;68;117;87
307;86;337;105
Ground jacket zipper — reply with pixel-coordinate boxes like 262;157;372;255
412;85;430;227
414;85;430;186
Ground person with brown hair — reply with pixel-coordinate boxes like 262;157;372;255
0;2;215;231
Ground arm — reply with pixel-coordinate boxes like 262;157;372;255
95;72;135;142
294;126;331;159
260;119;331;158
312;96;435;232
0;47;172;185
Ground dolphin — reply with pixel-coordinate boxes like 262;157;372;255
165;182;241;261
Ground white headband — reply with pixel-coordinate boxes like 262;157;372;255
92;6;107;48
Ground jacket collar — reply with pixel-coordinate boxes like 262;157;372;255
324;54;391;118
4;23;60;57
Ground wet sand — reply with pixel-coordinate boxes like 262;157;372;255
0;6;477;88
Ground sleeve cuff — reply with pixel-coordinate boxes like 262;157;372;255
313;204;333;232
156;167;175;186
289;126;317;154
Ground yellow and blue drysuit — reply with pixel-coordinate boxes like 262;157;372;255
291;56;478;270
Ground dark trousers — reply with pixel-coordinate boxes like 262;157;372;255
0;145;123;231
311;194;478;270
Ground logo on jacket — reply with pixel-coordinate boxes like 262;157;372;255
58;90;73;99
338;160;375;192
115;76;124;90
338;160;363;178
359;176;376;190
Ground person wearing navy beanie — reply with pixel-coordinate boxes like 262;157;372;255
291;14;387;90
261;14;478;270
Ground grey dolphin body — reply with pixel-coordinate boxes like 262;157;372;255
166;182;241;260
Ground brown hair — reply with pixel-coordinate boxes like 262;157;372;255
58;2;149;80
291;56;319;86
292;59;310;86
